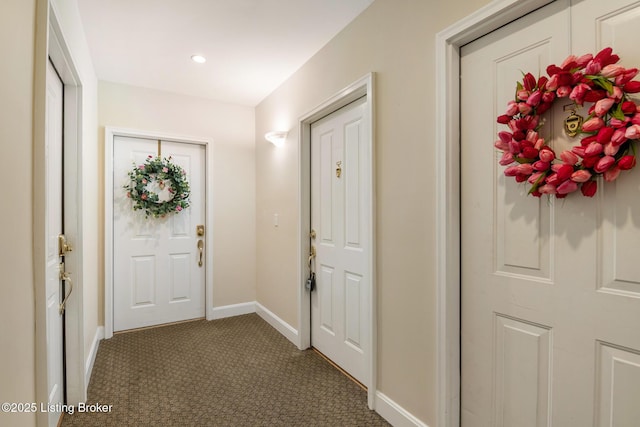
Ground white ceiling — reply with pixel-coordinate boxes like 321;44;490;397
76;0;374;106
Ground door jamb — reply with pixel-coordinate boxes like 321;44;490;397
104;128;215;338
297;73;376;408
435;1;554;426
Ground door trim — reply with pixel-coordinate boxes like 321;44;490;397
34;2;87;421
435;1;554;426
297;73;376;408
104;127;214;339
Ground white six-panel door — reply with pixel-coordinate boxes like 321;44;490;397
311;97;370;386
461;0;640;425
113;136;205;331
45;60;64;427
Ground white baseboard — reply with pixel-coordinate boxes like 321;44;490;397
85;326;104;388
255;302;298;346
375;391;429;427
210;301;256;320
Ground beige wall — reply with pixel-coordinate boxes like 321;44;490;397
0;1;37;426
98;82;256;311
255;0;491;424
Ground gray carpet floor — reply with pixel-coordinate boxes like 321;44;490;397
61;313;390;426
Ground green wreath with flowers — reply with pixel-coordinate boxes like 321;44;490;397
124;155;190;218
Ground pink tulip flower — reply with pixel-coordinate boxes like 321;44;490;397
576;54;593;68
557;86;572;97
615;68;639;85
557;180;579;195
611;129;627;146
604;142;620;156
516;163;534;175
625;124;640;139
571;170;592;182
560;150;579;165
539;148;555;162
494;140;509;151
561;55;577;69
609;118;629;128
546;173;560;186
533;160;550;171
498;131;512;143
585;142;604;156
509;140;521;154
538;183;557;195
594;155;616;173
582;117;605;132
542;91;556;103
504;166;519;177
528;172;544;184
600;64;625;78
585;61;602;75
518;103;532;115
505;101;518;116
612;86;623;101
603;166;621;182
571;146;586;157
570;83;590;104
525;130;539;143
594;98;615;116
499;152;514;166
527;91;542;107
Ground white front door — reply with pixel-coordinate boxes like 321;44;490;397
45;60;65;426
310;97;370;386
461;0;640;425
113;136;206;331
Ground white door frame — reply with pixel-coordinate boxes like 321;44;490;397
34;2;87;422
435;1;555;426
297;73;376;408
104;127;215;339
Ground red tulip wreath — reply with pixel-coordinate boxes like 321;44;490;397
495;47;640;198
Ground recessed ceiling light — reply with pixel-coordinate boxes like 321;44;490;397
191;55;206;64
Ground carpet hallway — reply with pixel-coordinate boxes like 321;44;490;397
61;314;390;426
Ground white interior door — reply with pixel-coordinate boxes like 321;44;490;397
461;0;640;425
45;60;64;426
311;97;370;386
113;136;206;331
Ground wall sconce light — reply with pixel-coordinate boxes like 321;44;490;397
265;131;288;147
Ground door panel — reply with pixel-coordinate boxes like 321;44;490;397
461;0;640;425
311;97;369;385
45;60;64;427
113;137;205;331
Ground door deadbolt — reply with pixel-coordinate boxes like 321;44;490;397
58;234;73;256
